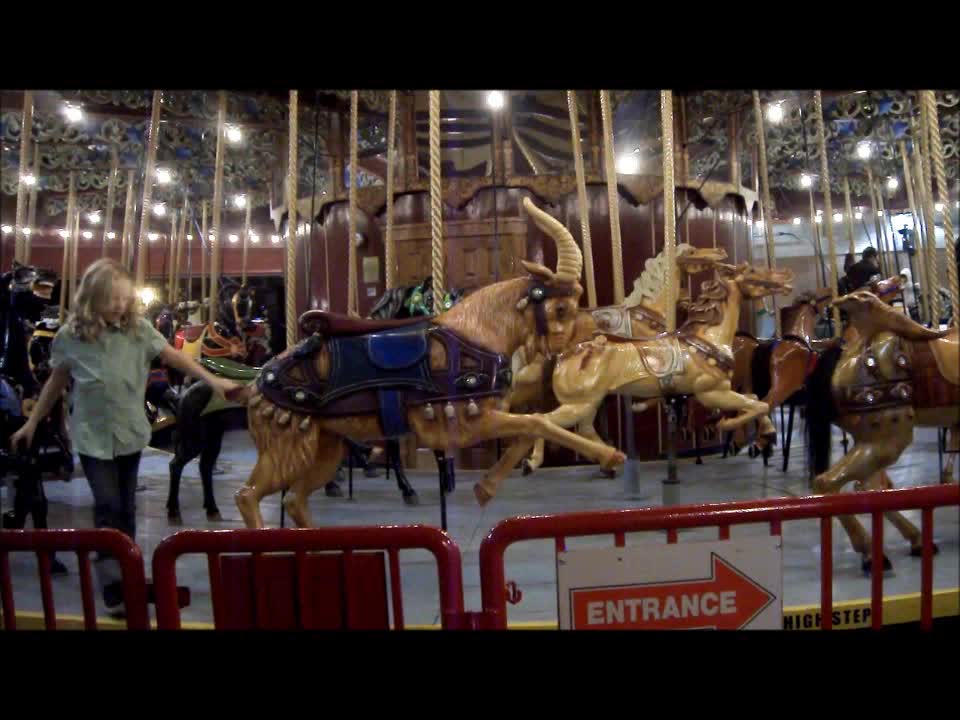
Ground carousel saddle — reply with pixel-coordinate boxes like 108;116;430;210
632;335;684;378
298;310;425;338
201;356;261;382
180;324;206;343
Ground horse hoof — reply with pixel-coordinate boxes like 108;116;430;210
862;554;893;574
403;493;420;507
325;483;344;498
602;451;627;471
473;483;492;507
521;460;534;477
206;511;224;522
168;512;183;525
910;543;939;557
595;467;616;479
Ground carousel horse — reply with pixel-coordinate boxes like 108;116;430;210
730;274;905;465
229;197;626;528
473;259;794;505
511;243;729;475
805;290;959;573
348;276;467;506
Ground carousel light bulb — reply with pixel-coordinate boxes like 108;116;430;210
815;215;822;224
21;174;36;186
228;234;239;243
766;103;784;124
88;211;101;224
935;202;944;212
616;154;640;174
233;195;246;209
186;234;193;240
886;177;899;190
62;105;83;123
138;287;156;306
1;225;11;234
82;231;93;239
107;232;116;239
156;168;172;185
800;174;812;188
793;217;802;225
59;229;69;238
271;234;280;244
148;232;159;241
153;203;166;217
855;211;863;220
833;212;843;222
226;126;242;143
486;91;505;110
250;233;259;243
22;227;31;236
877;211;883;217
856;141;872;159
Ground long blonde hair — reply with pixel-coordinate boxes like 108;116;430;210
67;258;142;342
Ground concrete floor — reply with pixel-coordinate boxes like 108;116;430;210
2;421;957;628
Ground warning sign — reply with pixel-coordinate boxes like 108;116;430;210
558;537;782;630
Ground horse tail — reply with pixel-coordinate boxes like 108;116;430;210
750;341;775;402
805;344;842;477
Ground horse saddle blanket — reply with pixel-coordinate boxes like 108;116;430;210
908;333;959;410
592;307;633;337
633;335;684;378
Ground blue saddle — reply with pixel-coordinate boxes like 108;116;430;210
0;377;22;417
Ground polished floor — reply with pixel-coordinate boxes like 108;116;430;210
2;420;958;628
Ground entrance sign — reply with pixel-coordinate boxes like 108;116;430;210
557;537;782;630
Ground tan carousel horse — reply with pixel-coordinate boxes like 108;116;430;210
230;197;626;528
805;290;959;572
474;260;795;503
512;243;729;473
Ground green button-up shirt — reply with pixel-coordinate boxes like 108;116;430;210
50;316;169;460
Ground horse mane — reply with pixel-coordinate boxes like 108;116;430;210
623;243;694;309
678;279;729;328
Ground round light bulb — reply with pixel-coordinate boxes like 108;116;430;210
186;234;193;240
792;217;802;225
228;234;239;243
88;212;101;224
208;234;215;242
616;154;640;174
62;105;83;123
271;234;280;244
486;91;505;110
833;212;843;222
1;225;12;234
800;174;812;188
233;195;246;209
82;231;93;239
886;177;899;190
935;202;944;212
22;227;31;236
766;103;784;124
107;232;116;239
138;287;156;306
21;174;36;186
226;126;242;143
856;142;872;159
153;203;166;217
877;211;883;217
59;229;69;238
156;168;172;185
148;232;159;241
815;215;822;224
854;211;863;220
250;233;260;244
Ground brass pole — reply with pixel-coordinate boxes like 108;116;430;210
347;90;360;316
210;91;227;324
567;90;597;308
135;91;163;287
600;90;625;305
751;91;780;336
428;90;445;314
101;147;119;258
25;143;39;263
384;90;398;289
285;90;298;348
14;91;34;264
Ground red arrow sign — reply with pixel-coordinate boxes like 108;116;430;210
569;553;775;630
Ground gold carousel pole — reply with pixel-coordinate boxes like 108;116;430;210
101;147;119;258
752;91;780;337
120;169;136;269
812;91;841;336
200;201;208;321
347;90;360;316
660;89;679;487
285;90;298;349
865;165;884;272
135;91;163;287
14;91;34;265
70;206;80;308
842;177;857;258
167;209;178;303
428;90;445;315
59;172;76;323
917;95;941;323
900;140;928;321
174;194;188;303
241;196;251;287
600;90;625;306
923;90;958;328
384;90;398;290
567;90;598;308
210;91;227;325
874;178;893;276
25;144;40;264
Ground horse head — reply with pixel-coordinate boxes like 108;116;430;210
835;289;945;342
868;274;904;305
515;197;584;356
674;245;728;275
716;262;794;299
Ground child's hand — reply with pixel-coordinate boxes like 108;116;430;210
212;377;243;402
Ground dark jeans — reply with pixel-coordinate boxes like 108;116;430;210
79;451;142;607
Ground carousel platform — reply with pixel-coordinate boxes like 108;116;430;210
2;422;957;629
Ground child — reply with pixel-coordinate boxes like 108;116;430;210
10;258;241;617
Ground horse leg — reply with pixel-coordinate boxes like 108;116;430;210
695;386;770;433
389;439;419;505
282;434;345;529
868;470;938;556
475;438;536;506
166;449;191;525
943;426;959;484
522;438;545;475
198;415;226;521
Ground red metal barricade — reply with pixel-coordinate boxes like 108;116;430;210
0;528;150;630
152;525;467;630
477;484;960;630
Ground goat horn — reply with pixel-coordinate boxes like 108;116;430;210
522;197;582;284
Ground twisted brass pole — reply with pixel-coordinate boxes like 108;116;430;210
864;166;885;274
286;90;298;348
174;196;188;303
120;169;136;269
14;91;33;264
200;201;208;322
567;91;596;307
60;173;76;323
842;178;856;257
25;144;39;263
900;140;927;321
167;209;178;303
241;197;251;286
923;90;958;328
101;147;118;258
918;93;941;323
751;91;780;336
135;91;162;287
600;90;625;305
210;91;227;323
347;90;360;316
70;207;80;307
384;90;398;290
662;91;677;333
429;90;445;314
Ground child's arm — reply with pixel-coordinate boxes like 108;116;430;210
9;366;71;451
158;345;242;399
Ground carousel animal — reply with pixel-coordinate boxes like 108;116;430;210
230;196;626;528
511;244;730;475
805;290;959;572
473;259;794;505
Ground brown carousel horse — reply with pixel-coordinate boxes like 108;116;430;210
510;243;729;474
806;290;959;572
230;197;626;528
474;260;795;504
730;274;905;465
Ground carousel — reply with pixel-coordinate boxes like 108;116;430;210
0;88;958;630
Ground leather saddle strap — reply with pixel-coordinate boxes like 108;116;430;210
679;333;734;375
